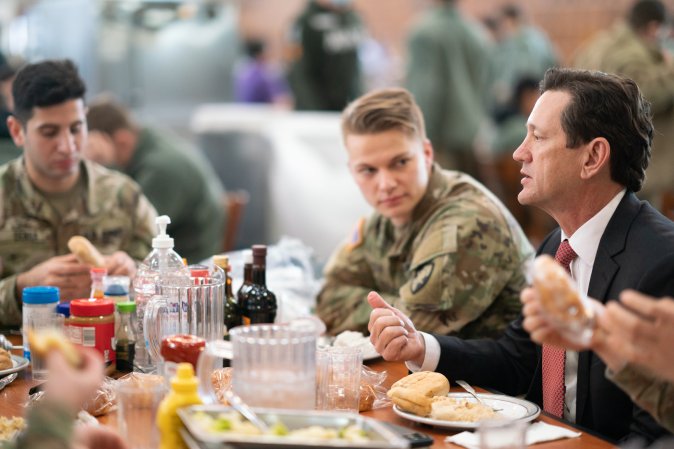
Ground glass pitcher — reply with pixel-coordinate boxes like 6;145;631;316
144;264;225;367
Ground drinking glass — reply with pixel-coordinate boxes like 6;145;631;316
116;380;166;449
25;313;65;381
315;346;362;413
197;324;317;409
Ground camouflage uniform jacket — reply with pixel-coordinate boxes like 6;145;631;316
317;164;534;337
608;364;674;433
0;401;74;449
0;157;157;327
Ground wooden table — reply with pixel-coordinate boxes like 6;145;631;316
1;335;616;448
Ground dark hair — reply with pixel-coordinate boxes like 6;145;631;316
540;68;652;192
12;59;86;124
501;4;522;21
86;95;135;135
244;39;265;59
628;0;667;30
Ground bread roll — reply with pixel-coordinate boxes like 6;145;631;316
67;236;105;268
0;348;12;370
533;254;590;325
387;371;450;416
27;328;81;367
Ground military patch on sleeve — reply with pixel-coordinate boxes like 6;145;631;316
410;261;434;294
346;217;366;251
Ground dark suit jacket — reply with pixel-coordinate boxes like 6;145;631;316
433;193;674;443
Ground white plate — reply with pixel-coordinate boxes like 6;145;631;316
393;392;540;429
0;355;29;377
319;331;381;361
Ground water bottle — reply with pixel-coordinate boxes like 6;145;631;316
133;215;189;372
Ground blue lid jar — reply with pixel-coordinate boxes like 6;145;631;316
56;302;71;318
22;286;59;304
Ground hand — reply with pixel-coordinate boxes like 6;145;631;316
103;251;136;277
72;425;129;449
593;290;674;382
44;347;104;413
84;131;117;166
16;254;91;301
521;287;601;351
367;291;425;365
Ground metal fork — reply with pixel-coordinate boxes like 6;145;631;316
456;380;502;412
0;373;18;391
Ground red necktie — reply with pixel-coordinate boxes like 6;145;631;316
542;239;577;418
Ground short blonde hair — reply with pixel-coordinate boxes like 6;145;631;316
341;88;426;140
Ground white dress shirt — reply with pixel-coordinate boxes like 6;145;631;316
408;190;627;424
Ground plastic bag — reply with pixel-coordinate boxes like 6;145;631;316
26;376;117;417
224;237;321;323
360;365;391;412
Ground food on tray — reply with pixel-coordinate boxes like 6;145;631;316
210;367;233;405
430;396;496;422
0;348;12;370
67;235;105;268
190;411;371;443
27;328;81;367
532;254;594;326
387;371;450;416
0;416;25;441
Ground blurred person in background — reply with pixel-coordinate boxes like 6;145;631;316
317;87;533;337
286;0;364;111
0;58;23;165
85;96;225;263
490;76;556;246
574;0;674;211
404;0;490;180
0;59;156;328
1;348;128;449
487;4;558;123
233;38;292;108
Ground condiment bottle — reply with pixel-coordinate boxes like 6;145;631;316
242;245;277;325
236;250;253;325
213;255;241;339
160;334;206;370
115;301;137;372
89;267;107;299
157;363;203;449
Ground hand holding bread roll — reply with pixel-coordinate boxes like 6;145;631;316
27;328;82;367
387;371;450;416
67;236;105;268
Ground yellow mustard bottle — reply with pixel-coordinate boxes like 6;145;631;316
157;362;203;449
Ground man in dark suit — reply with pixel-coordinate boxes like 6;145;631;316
367;67;674;443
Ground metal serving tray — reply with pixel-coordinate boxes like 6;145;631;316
178;405;409;449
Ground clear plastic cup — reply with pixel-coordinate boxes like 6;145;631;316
116;380;166;449
315;346;362;413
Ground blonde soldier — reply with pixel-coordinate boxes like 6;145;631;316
0;60;156;327
317;88;533;336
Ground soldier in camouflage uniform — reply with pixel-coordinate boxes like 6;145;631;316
0;60;156;328
317;87;534;337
